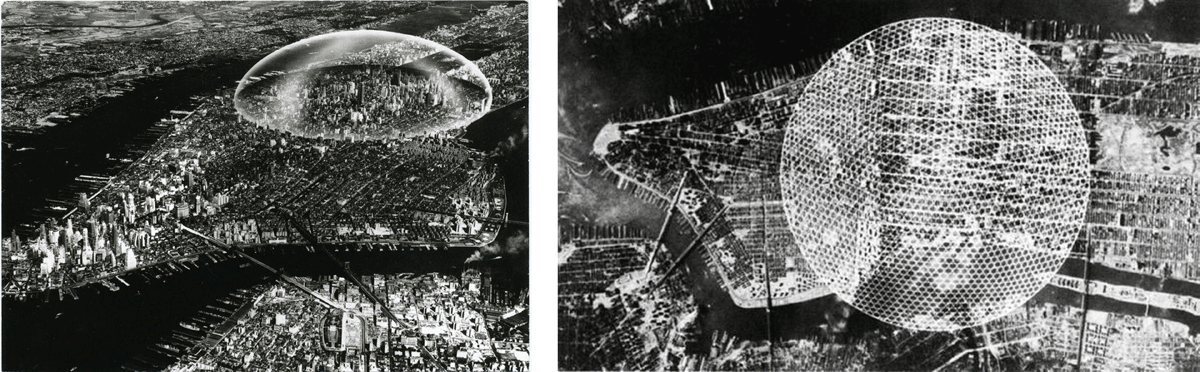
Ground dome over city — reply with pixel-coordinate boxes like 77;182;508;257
234;30;492;140
779;18;1089;331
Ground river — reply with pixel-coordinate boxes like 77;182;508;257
559;0;1200;361
2;0;518;236
1;249;476;371
2;3;528;370
2;60;257;235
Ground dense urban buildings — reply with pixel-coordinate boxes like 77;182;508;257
159;272;528;372
558;225;703;371
561;0;1199;369
780;18;1091;332
2;80;508;297
234;30;493;141
2;2;528;370
592;22;1200;298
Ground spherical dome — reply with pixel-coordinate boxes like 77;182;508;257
234;30;492;140
779;18;1088;331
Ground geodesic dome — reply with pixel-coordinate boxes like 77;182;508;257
779;18;1088;331
234;30;492;141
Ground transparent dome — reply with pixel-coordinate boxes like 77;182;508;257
780;18;1088;331
234;30;492;140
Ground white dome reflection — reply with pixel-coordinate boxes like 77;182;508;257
234;30;492;140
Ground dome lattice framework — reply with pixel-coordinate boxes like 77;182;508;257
779;18;1089;331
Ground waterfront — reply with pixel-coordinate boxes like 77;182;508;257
2;2;530;370
2;60;254;234
1;248;477;370
3;1;521;236
559;0;1200;369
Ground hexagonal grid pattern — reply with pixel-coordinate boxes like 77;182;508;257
780;18;1089;331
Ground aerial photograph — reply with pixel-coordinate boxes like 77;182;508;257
560;0;1198;370
2;1;528;371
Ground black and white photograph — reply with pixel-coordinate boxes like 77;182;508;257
559;0;1199;370
2;2;528;371
4;0;1200;370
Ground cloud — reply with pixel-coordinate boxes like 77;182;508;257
465;229;528;264
493;120;528;159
